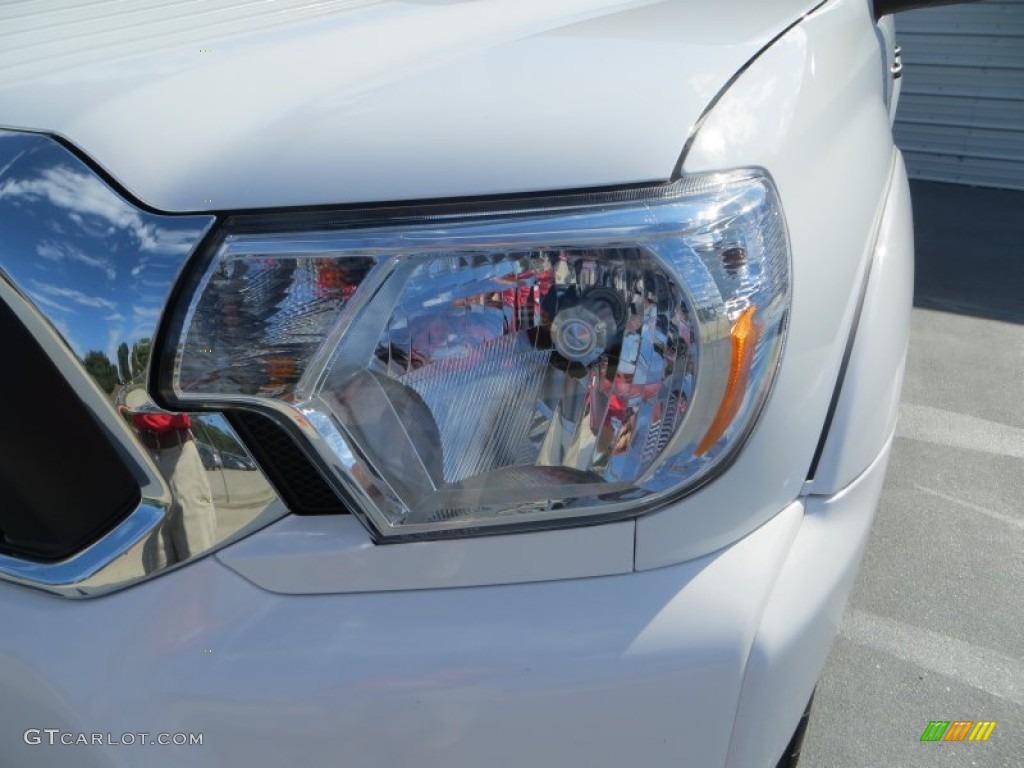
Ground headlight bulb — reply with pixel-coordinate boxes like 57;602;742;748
551;286;626;366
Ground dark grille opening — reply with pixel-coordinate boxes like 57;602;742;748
0;300;140;561
227;411;348;515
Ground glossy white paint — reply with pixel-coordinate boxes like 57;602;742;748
635;0;897;569
0;435;897;768
0;0;917;765
811;152;913;494
726;437;894;768
0;502;803;768
0;0;820;211
218;514;634;593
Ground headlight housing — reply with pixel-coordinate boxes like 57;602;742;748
159;170;789;539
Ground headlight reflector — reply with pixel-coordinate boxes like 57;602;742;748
162;171;789;538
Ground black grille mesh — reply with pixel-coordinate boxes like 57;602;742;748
228;411;348;515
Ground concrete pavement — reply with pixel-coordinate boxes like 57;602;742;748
800;181;1024;767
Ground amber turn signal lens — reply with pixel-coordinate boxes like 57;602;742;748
696;306;760;456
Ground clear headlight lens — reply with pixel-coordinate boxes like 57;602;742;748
162;171;789;538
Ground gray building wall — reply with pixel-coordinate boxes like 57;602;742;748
894;0;1024;190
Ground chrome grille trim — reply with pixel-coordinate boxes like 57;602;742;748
0;128;285;597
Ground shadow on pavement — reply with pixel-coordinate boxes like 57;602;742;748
911;180;1024;324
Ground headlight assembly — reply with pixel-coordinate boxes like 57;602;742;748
158;171;790;539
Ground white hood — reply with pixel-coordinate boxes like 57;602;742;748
0;0;816;211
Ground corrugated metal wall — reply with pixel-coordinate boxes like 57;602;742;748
894;0;1024;190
